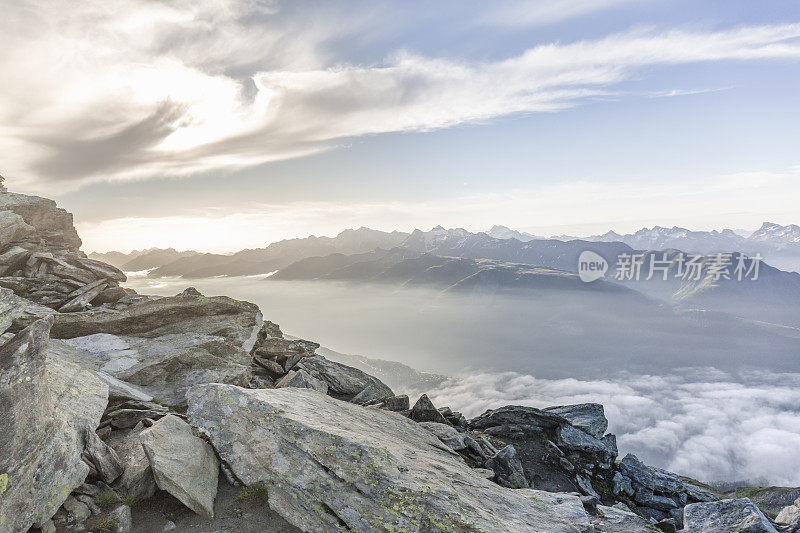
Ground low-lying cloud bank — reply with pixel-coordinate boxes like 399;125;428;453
410;368;800;486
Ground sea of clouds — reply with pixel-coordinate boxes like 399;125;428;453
408;368;800;486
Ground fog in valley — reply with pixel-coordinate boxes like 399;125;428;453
125;275;800;485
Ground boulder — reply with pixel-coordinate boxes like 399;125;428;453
683;498;777;532
486;445;529;489
410;393;449;424
84;428;124;483
590;505;655;532
140;414;219;517
187;384;594;533
469;405;565;433
106;425;157;501
276;369;329;394
105;504;132;533
776;498;800;529
544;403;609;439
556;424;617;469
382;394;410;411
296;355;393;400
0;317;108;532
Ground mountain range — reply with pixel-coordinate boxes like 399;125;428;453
92;222;800;277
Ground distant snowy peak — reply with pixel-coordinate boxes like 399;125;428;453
749;222;800;244
485;225;540;242
402;226;473;252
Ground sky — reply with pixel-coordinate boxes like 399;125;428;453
2;0;800;252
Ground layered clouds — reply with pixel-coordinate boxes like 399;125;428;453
413;369;800;485
2;0;800;190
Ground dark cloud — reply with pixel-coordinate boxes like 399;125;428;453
30;102;187;182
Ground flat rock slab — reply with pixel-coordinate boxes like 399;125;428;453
140;415;219;518
64;332;251;406
42;292;262;350
187;384;593;533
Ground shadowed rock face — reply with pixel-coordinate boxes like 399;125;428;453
0;317;108;532
186;384;594;533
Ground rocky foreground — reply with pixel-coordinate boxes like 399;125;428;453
2;186;800;533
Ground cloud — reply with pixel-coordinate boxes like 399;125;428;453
406;369;800;485
1;0;800;190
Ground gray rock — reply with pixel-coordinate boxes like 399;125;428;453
614;472;634;496
682;481;720;503
84;428;124;483
187;384;594;533
107;504;133;533
469;405;565;433
96;372;154;402
418;421;469;451
296;355;393;399
557;424;617;469
104;406;168;429
350;382;392;405
590;505;655;532
44;290;261;349
410;393;450;424
655;518;677;533
106;426;157;501
669;507;684;530
64;332;252;406
382;394;410;411
485;445;529;489
683;498;777;533
575;475;600;499
253;356;286;378
619;453;654;489
544;403;609;439
63;495;92;522
0;317;108;532
276;369;329;394
140;414;219;517
776;499;800;529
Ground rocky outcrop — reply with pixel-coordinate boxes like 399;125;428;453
187;384;595;533
140;415;219;518
683;498;777;532
0;317;108;532
0;191;132;312
468;404;617;498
